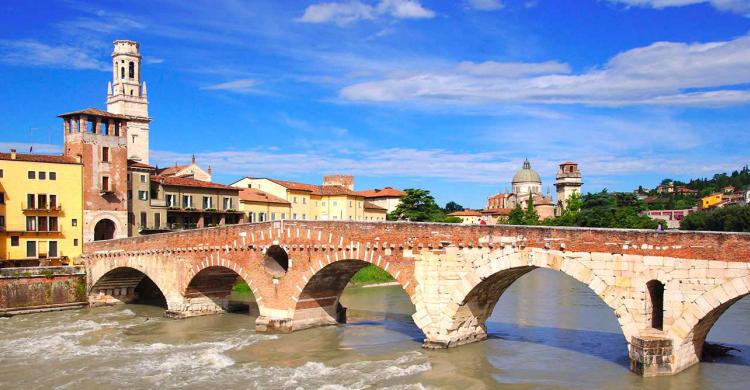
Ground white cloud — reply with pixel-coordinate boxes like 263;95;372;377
609;0;750;16
0;40;109;71
467;0;505;11
298;0;434;25
202;78;257;93
340;34;750;107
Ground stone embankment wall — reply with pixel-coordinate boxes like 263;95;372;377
0;266;87;315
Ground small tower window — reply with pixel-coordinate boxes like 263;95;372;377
121;67;125;79
128;62;134;79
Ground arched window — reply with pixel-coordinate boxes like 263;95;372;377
120;67;125;79
128;62;134;79
646;280;665;330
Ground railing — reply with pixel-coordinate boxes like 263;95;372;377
22;204;63;212
169;223;199;230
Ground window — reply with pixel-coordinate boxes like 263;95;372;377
302;198;306;204
72;219;78;227
647;280;665;330
129;62;135;78
102;147;110;162
11;236;19;246
140;212;147;227
27;194;35;209
37;194;47;209
223;197;232;210
203;196;212;209
166;194;176;207
302;214;306;220
0;216;4;227
332;201;338;207
271;212;276;221
38;217;48;232
87;120;95;133
281;213;286;220
73;239;79;246
293;196;297;204
28;171;35;179
0;192;4;204
293;213;297;220
49;195;57;209
49;241;58;258
102;120;109;135
49;172;56;180
322;201;326;207
140;174;146;183
121;66;125;79
154;213;161;229
0;169;3;177
138;191;148;201
259;212;266;222
26;241;36;258
114;121;120;136
247;184;252;188
182;195;193;208
49;217;58;232
39;171;46;180
102;176;110;192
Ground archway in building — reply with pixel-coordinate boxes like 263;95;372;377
293;260;420;342
94;219;116;241
184;266;259;316
90;267;167;308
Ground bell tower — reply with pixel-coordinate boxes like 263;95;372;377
554;162;583;213
107;40;151;163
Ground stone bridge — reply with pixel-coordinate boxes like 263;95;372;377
82;221;750;376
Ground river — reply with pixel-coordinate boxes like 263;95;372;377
1;269;748;389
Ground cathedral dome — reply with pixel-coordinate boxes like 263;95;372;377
512;159;541;184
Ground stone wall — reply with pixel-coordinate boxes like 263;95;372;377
0;266;87;315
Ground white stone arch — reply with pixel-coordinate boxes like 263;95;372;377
669;274;750;371
428;248;636;348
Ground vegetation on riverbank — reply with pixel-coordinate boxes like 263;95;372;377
231;264;395;293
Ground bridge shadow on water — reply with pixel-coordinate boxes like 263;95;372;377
343;314;750;369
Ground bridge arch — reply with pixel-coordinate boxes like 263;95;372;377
178;262;265;318
89;266;170;308
288;256;420;333
429;249;635;349
670;274;750;370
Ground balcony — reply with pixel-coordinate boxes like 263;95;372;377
169;223;198;230
22;204;63;214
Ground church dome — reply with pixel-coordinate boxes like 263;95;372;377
512;159;541;184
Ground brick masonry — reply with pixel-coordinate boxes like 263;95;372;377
82;221;750;376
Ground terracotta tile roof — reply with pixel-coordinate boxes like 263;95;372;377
127;160;156;170
0;152;79;165
356;187;405;198
448;210;483;217
532;195;554;206
152;175;238;191
157;165;188;176
57;107;128;119
482;208;513;215
265;178;361;196
364;201;387;210
239;188;290;205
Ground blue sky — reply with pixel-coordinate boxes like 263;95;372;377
1;0;750;208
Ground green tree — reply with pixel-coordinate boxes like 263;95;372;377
523;193;539;225
444;201;464;214
443;216;463;223
681;205;750;232
388;188;445;222
508;204;524;225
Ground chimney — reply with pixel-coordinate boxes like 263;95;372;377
10;149;16;160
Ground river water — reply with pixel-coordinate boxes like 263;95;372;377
1;269;749;389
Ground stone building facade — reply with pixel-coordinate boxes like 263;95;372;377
61;108;130;242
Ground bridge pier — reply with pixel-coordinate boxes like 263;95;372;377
165;296;229;318
629;334;675;376
255;303;347;333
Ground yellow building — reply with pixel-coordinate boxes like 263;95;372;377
447;210;484;224
0;150;83;266
231;175;387;222
701;193;724;209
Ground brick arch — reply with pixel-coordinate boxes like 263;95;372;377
285;254;421;333
429;250;635;348
89;264;172;309
670;275;750;367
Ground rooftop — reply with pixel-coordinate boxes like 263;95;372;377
152;175;238;191
356;187;405;198
239;188;290;204
247;177;362;197
448;210;483;217
364;201;387;210
0;152;79;165
128;160;156;170
57;107;128;119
